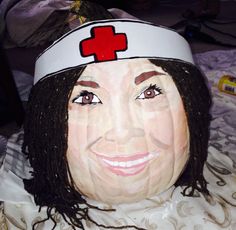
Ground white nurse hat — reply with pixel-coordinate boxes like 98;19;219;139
34;19;194;84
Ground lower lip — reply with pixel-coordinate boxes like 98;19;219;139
104;162;148;176
96;153;154;177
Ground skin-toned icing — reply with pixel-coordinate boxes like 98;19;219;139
67;58;189;204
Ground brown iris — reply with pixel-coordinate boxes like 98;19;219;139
72;90;101;105
144;88;156;99
82;93;94;104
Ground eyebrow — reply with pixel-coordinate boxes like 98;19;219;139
135;71;165;85
75;80;100;88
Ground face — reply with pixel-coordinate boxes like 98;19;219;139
67;58;189;204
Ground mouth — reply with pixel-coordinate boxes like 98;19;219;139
94;152;158;176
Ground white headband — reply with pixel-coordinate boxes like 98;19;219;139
34;19;194;84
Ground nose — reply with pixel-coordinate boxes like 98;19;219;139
104;100;144;144
105;127;144;144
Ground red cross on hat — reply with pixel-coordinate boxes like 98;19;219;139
80;26;128;62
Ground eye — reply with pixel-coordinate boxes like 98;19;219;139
72;90;102;105
136;84;162;100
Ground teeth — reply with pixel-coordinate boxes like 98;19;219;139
102;154;154;168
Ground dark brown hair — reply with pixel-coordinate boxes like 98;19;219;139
23;59;211;229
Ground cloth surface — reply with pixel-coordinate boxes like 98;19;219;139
2;130;31;180
4;0;70;45
195;49;236;163
1;1;130;47
0;136;7;168
0;49;236;229
12;70;33;102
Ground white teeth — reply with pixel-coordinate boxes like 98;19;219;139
113;161;119;167
102;154;154;168
126;161;132;167
120;162;126;167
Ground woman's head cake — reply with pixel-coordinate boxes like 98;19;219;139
24;19;211;229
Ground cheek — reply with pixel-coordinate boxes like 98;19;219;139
67;122;88;163
171;104;189;152
67;123;88;176
142;110;174;146
68;123;98;150
67;122;101;179
67;107;103;151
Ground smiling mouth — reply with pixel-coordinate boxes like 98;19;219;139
95;152;158;176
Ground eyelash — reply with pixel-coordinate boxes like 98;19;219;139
136;84;162;100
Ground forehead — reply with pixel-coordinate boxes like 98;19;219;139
78;58;167;85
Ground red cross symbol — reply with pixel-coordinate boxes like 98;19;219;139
80;26;127;62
